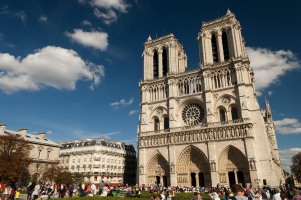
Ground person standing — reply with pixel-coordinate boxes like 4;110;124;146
32;183;40;200
98;181;103;195
27;183;33;200
272;188;281;200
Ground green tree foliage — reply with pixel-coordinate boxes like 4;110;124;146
291;152;301;182
0;134;33;183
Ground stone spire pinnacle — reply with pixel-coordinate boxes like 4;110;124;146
147;35;152;41
265;97;273;121
226;9;232;15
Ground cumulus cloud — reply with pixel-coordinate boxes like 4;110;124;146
65;29;108;51
81;20;92;26
80;0;130;24
110;98;134;109
279;148;301;172
274;118;301;135
246;47;300;95
0;46;105;94
38;15;47;23
129;110;139;116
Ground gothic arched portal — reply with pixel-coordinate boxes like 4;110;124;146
218;145;250;187
176;145;211;187
147;153;170;187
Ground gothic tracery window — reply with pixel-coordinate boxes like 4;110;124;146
182;103;205;125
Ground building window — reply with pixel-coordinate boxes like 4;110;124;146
162;48;168;77
153;51;159;79
164;116;169;129
220;109;226;122
47;151;50;159
211;34;219;63
222;31;230;60
154;117;160;131
231;107;239;120
38;150;42;159
182;103;205;126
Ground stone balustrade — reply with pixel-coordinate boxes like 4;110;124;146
139;118;252;147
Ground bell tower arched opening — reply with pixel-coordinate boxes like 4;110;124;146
222;31;230;60
211;34;219;63
153;51;159;79
162;48;168;77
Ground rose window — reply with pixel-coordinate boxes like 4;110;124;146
182;103;204;125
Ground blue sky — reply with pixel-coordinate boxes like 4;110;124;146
0;0;300;172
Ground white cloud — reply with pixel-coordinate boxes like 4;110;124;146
129;110;139;116
65;29;108;51
0;46;105;94
275;118;301;135
110;98;134;109
81;0;130;24
279;148;301;172
81;20;92;26
267;91;273;96
38;15;47;23
246;47;300;95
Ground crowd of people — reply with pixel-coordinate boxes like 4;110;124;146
0;181;301;200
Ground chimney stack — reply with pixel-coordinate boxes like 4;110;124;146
0;124;6;133
19;128;28;137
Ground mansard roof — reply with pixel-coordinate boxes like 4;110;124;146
60;138;136;152
0;129;60;147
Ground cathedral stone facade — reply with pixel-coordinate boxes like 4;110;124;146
137;10;284;188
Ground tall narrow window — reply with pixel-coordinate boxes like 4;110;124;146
222;32;230;60
162;48;168;77
164;116;169;129
47;151;51;159
211;35;219;63
154;117;160;131
231;107;239;120
220;109;226;122
153;51;159;79
38;150;42;159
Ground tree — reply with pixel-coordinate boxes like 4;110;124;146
291;152;301;182
41;164;81;184
0;134;33;183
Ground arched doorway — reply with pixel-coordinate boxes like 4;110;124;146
218;145;250;187
176;145;211;187
191;173;196;187
147;154;170;187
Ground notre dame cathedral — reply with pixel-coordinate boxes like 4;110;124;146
137;10;284;188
